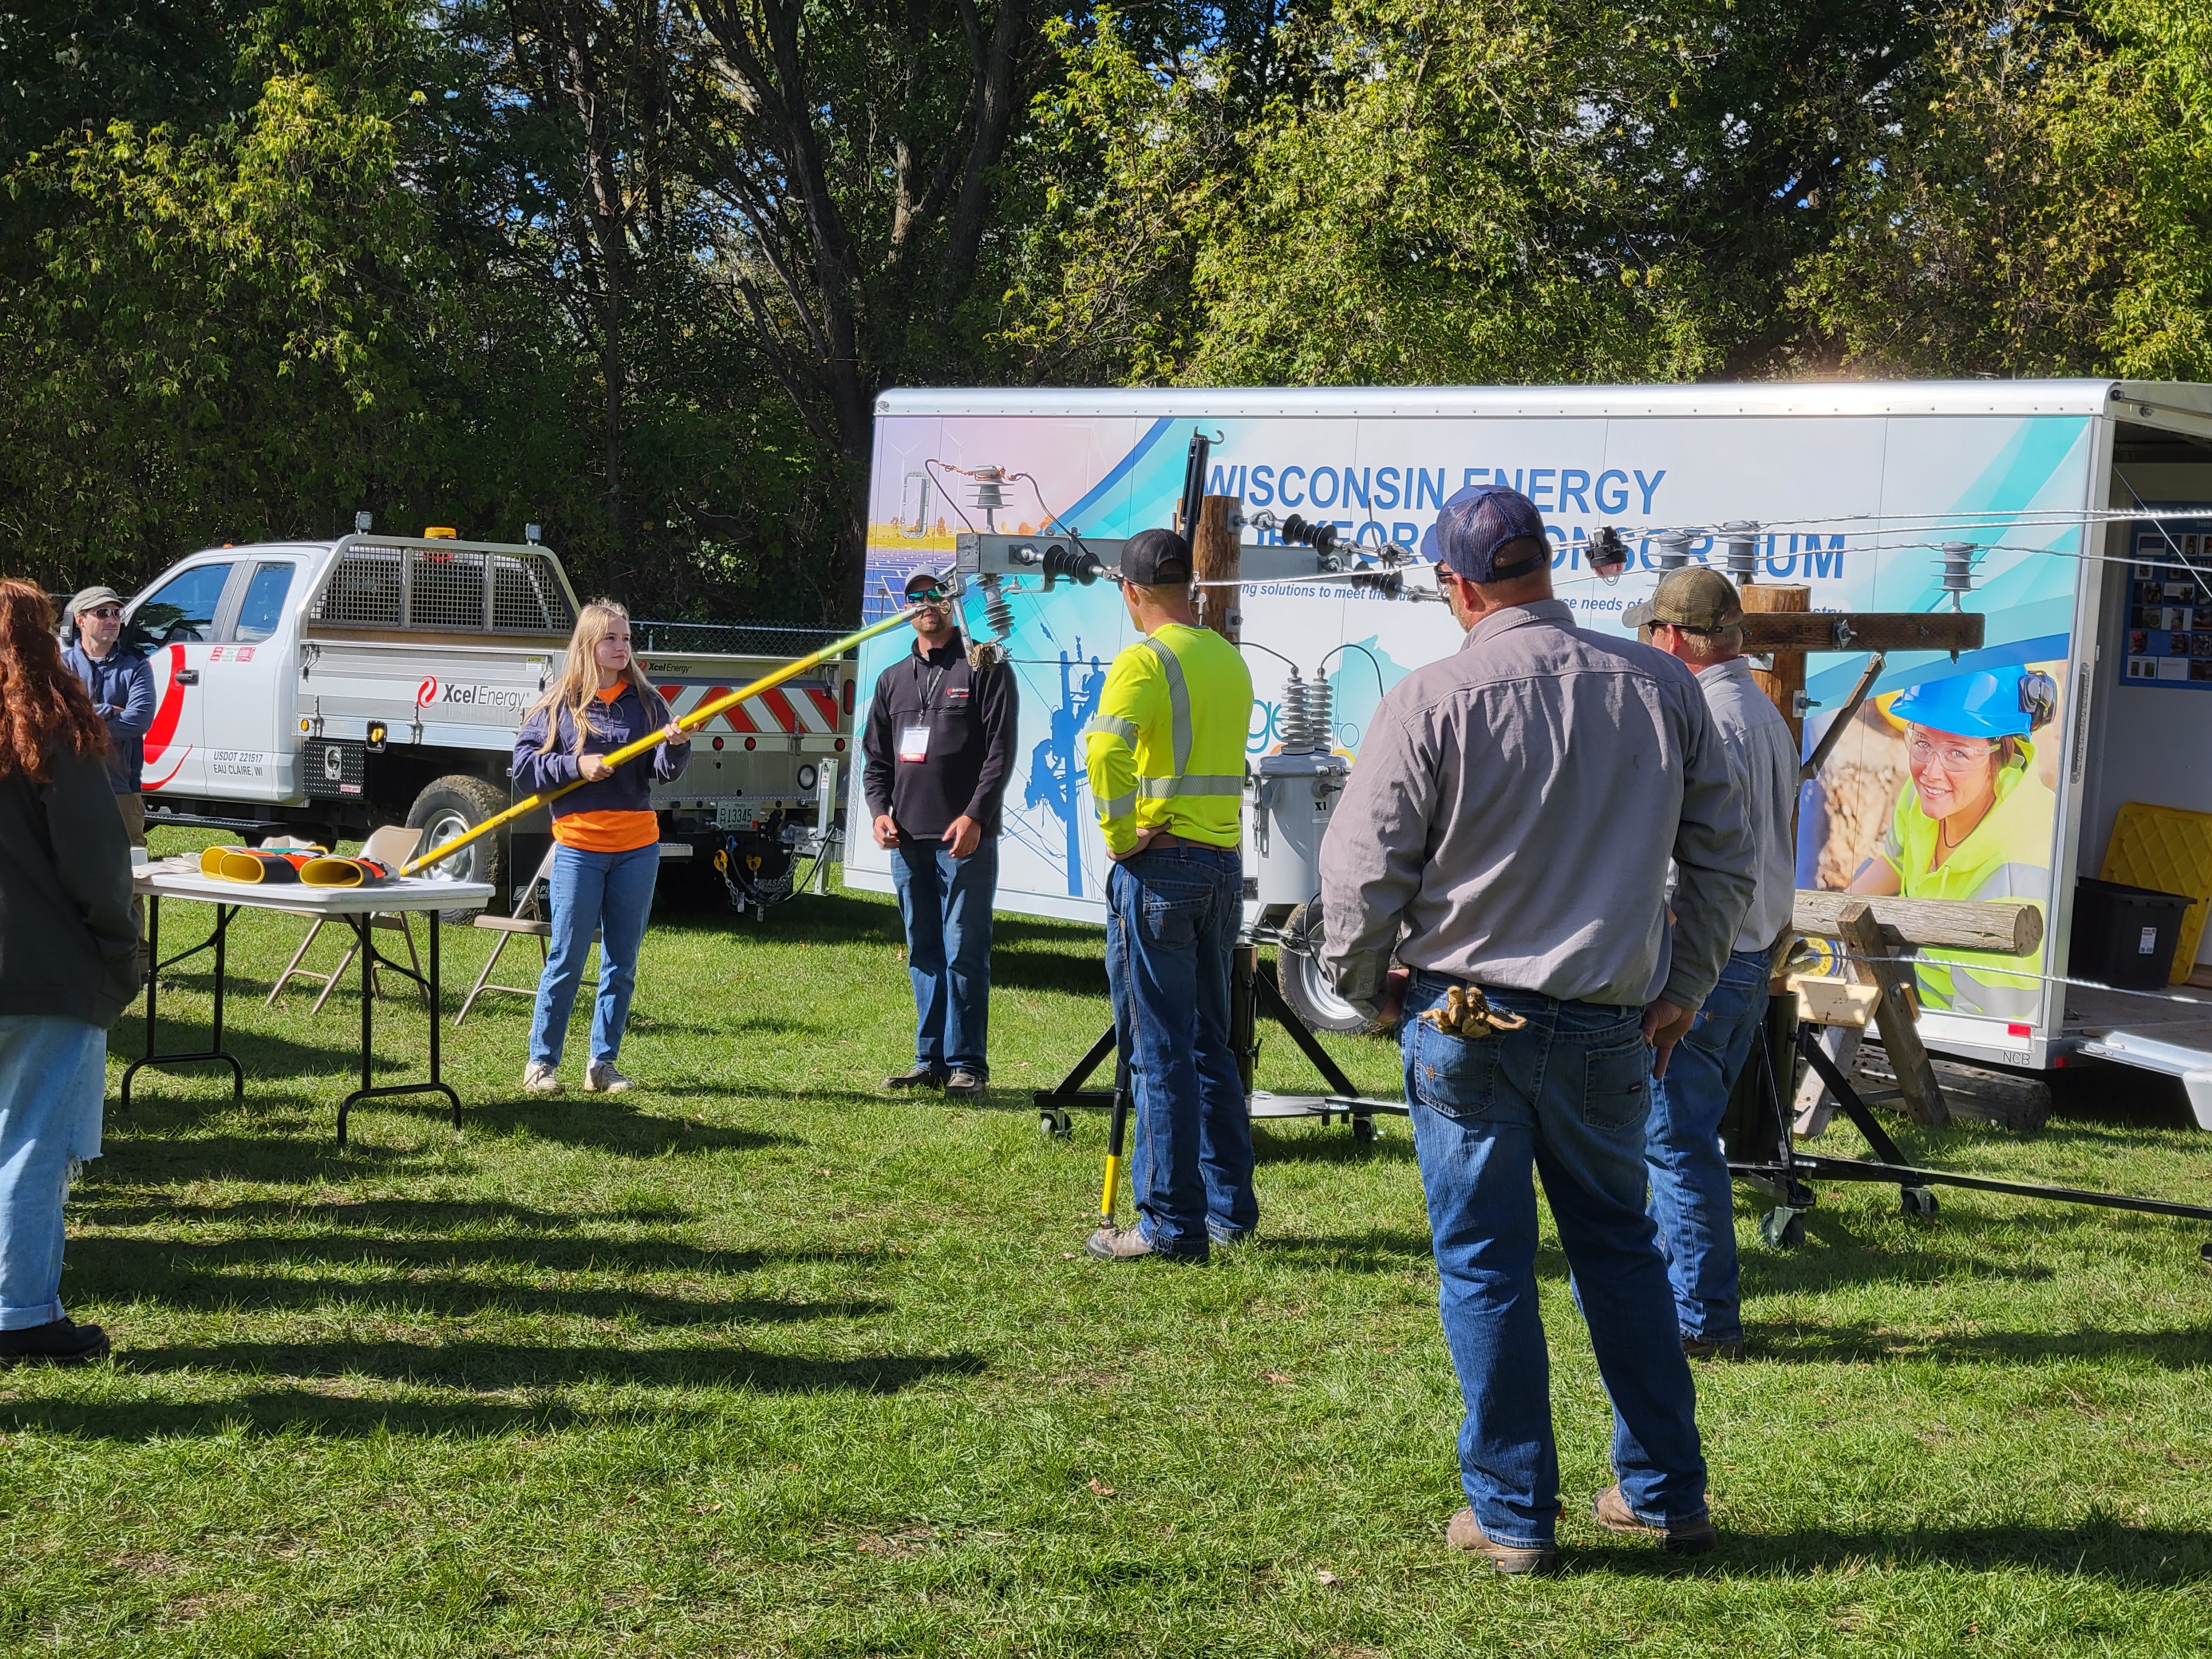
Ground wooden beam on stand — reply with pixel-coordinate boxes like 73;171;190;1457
1834;899;1951;1127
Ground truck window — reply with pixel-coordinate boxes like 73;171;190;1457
232;561;296;642
133;562;234;645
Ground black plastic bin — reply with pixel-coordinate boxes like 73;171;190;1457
2069;877;2192;990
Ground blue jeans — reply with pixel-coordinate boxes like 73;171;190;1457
890;836;998;1076
529;842;658;1069
1402;973;1707;1548
1646;949;1768;1345
1104;845;1254;1259
0;1016;107;1330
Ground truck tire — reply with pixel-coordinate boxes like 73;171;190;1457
405;774;510;923
1278;901;1369;1035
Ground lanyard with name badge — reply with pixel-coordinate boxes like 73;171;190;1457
900;654;951;763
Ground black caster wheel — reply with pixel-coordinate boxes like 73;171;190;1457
1351;1115;1376;1145
1039;1109;1073;1139
1760;1205;1807;1250
1900;1186;1939;1218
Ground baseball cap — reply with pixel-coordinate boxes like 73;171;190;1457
1119;528;1192;585
69;585;125;617
902;566;951;599
1423;485;1549;583
1622;567;1744;633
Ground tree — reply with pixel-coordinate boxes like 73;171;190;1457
0;58;454;582
675;0;1058;613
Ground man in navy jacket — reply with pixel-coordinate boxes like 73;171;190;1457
63;585;155;974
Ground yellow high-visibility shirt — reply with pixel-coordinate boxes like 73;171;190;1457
1083;623;1253;855
1880;743;2057;1020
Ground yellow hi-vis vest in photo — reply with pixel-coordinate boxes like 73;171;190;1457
1879;743;2057;1022
1083;623;1254;856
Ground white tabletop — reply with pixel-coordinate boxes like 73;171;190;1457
135;857;494;915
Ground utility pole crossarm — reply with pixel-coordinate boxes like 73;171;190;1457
1741;612;1985;654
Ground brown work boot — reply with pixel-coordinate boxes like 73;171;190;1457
1085;1224;1157;1261
1446;1508;1556;1575
1082;1224;1209;1263
1592;1484;1717;1555
1683;1334;1745;1362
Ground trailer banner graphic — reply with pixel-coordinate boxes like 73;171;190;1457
854;408;2091;1041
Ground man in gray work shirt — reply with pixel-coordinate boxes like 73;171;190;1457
1628;567;1800;1364
1319;486;1753;1575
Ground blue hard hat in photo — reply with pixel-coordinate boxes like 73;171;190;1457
1888;664;2055;739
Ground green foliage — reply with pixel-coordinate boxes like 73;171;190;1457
0;65;449;577
2092;0;2212;379
1013;0;2212;388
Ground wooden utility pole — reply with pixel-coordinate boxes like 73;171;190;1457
1741;582;1812;749
1193;494;1242;644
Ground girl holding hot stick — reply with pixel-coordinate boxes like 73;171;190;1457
514;600;689;1094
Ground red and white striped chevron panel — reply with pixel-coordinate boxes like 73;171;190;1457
657;681;842;735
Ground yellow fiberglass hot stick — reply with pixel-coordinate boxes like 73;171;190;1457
400;603;922;877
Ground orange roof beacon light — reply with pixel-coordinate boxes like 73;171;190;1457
425;526;459;539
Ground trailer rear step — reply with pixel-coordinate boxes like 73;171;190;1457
2063;985;2212;1128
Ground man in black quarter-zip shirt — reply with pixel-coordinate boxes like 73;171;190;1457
861;567;1018;1100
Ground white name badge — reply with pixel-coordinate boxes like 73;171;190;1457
899;724;931;762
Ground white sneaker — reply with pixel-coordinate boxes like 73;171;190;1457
584;1060;633;1093
522;1062;562;1094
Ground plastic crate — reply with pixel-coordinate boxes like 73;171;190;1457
2069;877;2192;991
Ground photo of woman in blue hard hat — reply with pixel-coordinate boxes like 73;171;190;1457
1846;658;2061;1021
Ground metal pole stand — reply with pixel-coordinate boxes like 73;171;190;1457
1728;997;2212;1256
1032;929;1407;1141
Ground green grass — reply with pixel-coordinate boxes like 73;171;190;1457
5;831;2212;1655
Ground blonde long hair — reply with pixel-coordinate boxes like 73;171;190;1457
531;599;670;754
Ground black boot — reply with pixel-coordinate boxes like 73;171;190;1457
0;1318;111;1367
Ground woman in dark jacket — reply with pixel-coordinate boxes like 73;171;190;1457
512;599;689;1094
0;579;137;1365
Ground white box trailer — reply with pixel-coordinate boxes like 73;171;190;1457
114;531;854;912
845;381;2212;1123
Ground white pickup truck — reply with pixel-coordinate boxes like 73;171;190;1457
115;528;853;913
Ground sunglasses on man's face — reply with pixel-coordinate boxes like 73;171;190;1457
82;607;122;620
909;589;949;607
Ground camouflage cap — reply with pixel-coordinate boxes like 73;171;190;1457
1622;566;1745;633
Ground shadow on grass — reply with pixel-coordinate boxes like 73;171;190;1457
98;1127;466;1187
69;1216;890;1280
1562;1518;2212;1583
93;1271;891;1327
465;1098;797;1155
2;1350;988;1439
1259;1228;1434;1271
1250;1124;1416;1166
77;1195;641;1229
1750;1318;2212;1369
